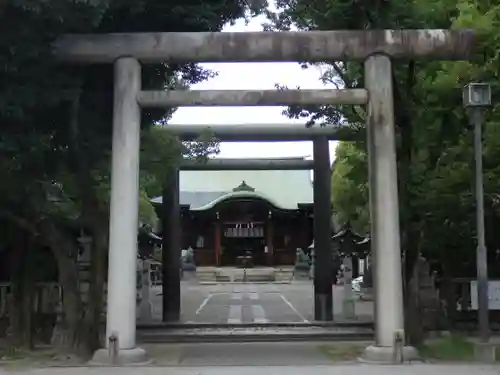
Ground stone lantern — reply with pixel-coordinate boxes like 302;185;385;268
332;222;370;319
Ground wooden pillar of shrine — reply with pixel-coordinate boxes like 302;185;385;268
214;213;221;266
313;136;333;321
302;213;310;250
266;212;274;266
162;167;180;322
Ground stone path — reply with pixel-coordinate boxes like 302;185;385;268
2;341;499;374
7;364;500;375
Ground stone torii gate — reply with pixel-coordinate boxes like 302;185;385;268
53;30;475;364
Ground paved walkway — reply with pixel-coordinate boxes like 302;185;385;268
2;342;499;374
148;282;373;323
7;364;500;375
144;342;336;365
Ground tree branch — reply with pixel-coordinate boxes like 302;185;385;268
0;209;39;237
332;62;365;123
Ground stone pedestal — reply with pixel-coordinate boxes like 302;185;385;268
138;259;152;322
360;345;420;364
294;248;310;274
77;234;92;308
474;341;497;363
308;248;315;280
308;263;315;280
181;248;197;271
360;287;373;301
342;296;356;319
341;257;355;319
91;347;150;366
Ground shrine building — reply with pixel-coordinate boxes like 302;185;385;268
152;157;314;267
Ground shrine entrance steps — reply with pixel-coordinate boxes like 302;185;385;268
137;322;374;343
194;267;294;284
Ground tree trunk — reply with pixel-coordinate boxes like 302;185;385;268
404;241;424;345
396;119;424;345
52;251;83;353
39;221;84;354
20;250;34;350
397;121;424;346
7;232;34;349
441;261;456;331
67;84;110;356
82;225;107;354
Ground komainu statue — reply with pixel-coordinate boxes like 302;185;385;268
294;248;311;272
181;247;197;271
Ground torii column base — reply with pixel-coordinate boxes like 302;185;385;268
360;345;420;364
90;347;151;366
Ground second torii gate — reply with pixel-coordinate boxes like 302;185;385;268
161;155;325;323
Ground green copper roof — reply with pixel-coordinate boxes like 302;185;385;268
232;180;255;192
151;157;314;210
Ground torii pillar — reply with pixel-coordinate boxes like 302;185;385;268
313;136;333;321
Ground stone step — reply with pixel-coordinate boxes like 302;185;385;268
215;275;231;282
195;268;296;283
197;276;216;282
196;269;217;282
244;274;275;282
138;325;374;343
275;270;294;282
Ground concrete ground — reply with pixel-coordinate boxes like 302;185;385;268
147;281;373;323
2;340;500;373
143;342;352;365
6;364;500;375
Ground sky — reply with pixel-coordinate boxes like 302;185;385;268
168;14;339;163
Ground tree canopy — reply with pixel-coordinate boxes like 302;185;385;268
268;0;500;343
0;0;265;354
269;0;500;272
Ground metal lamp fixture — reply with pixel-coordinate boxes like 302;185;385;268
462;82;492;344
463;83;492;108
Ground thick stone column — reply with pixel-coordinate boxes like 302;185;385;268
162;167;181;322
362;54;418;363
312;136;333;321
92;57;147;365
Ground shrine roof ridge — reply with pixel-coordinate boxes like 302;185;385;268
152;168;314;209
151;189;313;211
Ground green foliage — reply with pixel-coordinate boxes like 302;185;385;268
0;0;261;352
417;335;478;362
140;126;220;198
269;0;500;278
331;142;369;234
0;0;255;231
139;189;157;228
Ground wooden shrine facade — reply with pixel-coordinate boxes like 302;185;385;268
173;181;313;267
